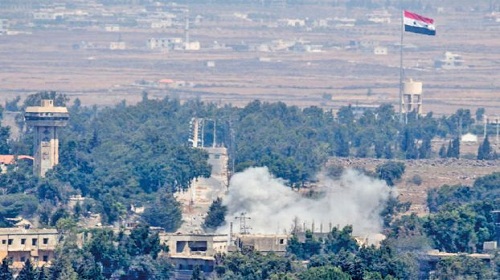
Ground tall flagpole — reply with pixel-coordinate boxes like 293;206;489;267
399;10;404;123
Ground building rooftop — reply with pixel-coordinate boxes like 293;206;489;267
25;99;68;114
0;228;58;235
0;155;33;164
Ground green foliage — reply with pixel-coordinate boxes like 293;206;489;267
423;201;496;253
386;213;431;252
287;231;322;260
0;258;13;280
216;250;293;279
141;191;182;232
48;224;170;280
203;197;227;231
446;137;460;158
0;194;39;227
17;259;38;280
121;225;162;259
298;266;351;280
478;136;497;160
475;108;485;122
191;265;205;280
4;96;21;112
375;161;405;186
431;255;496;280
324;225;358;254
380;196;411;228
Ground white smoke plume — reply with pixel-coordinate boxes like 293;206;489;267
220;167;394;236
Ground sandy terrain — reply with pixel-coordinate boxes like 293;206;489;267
0;3;498;117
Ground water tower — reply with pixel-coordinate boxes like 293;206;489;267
402;79;423;114
24;99;69;177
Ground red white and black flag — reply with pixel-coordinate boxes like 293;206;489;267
404;10;436;36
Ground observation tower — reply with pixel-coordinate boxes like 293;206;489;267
24;99;69;177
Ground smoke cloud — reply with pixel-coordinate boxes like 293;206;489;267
220;167;394;236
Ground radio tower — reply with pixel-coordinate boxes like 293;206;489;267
235;212;251;235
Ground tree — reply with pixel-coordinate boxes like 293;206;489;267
432;255;496;280
375;161;405;186
324;225;358;254
191;265;205;280
123;225;163;259
287;231;321;260
446;138;460;158
478;136;496;160
438;144;447;158
141;191;182;232
16;259;38;280
475;108;485;122
122;255;161;280
203;197;227;231
0;258;13;280
298;266;351;280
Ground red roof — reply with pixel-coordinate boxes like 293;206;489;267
0;155;34;164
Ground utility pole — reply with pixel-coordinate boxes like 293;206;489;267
496;117;499;144
235;212;251;235
484;115;488;138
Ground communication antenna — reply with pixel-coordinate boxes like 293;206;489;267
235;212;251;235
184;9;190;49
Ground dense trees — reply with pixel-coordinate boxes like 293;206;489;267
431;255;495;280
47;225;170;279
0;258;13;280
284;225;418;280
424;173;500;253
141;191;182;232
2;93;493;230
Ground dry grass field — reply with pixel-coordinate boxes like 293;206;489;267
0;3;498;116
328;157;500;215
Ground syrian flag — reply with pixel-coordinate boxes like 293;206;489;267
404;10;436;36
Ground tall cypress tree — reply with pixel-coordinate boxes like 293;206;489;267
0;258;13;280
16;259;38;280
478;136;492;160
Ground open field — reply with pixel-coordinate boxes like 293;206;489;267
328;157;500;215
0;3;499;116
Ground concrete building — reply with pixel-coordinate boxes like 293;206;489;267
151;20;172;29
374;46;388;55
147;37;183;50
160;233;227;279
402;79;423;114
24;99;69;177
0;19;9;35
0;155;33;173
109;41;126;50
233;234;289;255
104;24;120;32
435;51;466;69
0;228;59;269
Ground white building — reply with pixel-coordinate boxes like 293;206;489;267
151;19;172;29
435;52;466;69
0;19;9;35
105;24;120;32
374;46;388;55
110;42;126;50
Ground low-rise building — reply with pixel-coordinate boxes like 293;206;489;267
0;19;9;35
160;233;227;280
110;41;126;50
0;228;59;269
0;155;33;173
233;234;289;255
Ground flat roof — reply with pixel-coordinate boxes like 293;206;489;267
0;228;58;235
